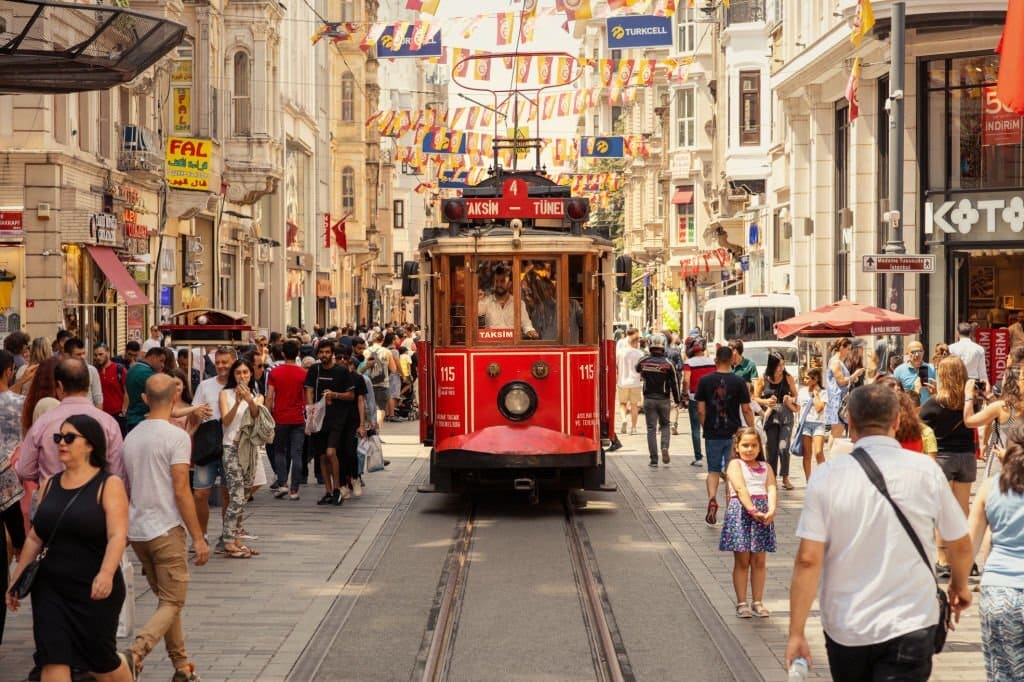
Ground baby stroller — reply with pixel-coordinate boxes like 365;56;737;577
394;378;419;421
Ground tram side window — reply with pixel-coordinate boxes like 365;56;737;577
568;255;585;345
522;259;559;342
477;259;539;341
449;256;467;345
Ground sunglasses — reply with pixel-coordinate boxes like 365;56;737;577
910;350;924;356
52;432;85;445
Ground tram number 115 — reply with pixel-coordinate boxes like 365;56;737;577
578;364;595;381
439;366;457;383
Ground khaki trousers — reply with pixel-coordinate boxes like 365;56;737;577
130;525;190;670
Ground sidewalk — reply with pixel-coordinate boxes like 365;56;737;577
608;422;986;681
0;427;426;682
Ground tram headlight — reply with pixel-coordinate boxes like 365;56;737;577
442;199;466;223
566;198;590;222
497;381;538;422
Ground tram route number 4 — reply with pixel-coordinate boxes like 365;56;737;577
861;254;935;274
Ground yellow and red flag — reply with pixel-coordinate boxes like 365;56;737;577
615;59;635;87
516;55;533;83
850;0;875;47
538;55;554;85
452;48;471;77
497;12;514;45
473;57;491;81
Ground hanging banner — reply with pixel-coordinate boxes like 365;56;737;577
606;15;673;48
172;87;191;133
422;130;468;154
580;136;625;158
377;24;443;58
165;137;212;191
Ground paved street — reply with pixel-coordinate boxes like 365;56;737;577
0;420;987;681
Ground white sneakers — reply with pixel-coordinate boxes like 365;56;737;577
352;478;363;497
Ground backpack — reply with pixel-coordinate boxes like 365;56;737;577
114;362;126;391
366;348;388;385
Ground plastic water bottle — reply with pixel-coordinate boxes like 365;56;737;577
788;657;810;681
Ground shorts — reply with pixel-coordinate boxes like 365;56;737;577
389;372;402;400
705;438;733;474
373;386;389;408
936;450;977;483
193;458;226;489
801;422;828;439
618;386;642;404
325;427;356;452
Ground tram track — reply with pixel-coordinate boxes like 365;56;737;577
416;496;634;682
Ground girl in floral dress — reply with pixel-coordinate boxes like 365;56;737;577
720;427;778;618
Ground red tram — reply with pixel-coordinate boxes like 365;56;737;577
407;171;630;498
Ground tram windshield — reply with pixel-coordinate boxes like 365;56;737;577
440;254;592;346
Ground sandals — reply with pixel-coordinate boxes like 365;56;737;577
782;479;795;490
752;601;771;618
736;602;753;618
705;499;719;526
119;650;141;680
223;544;260;558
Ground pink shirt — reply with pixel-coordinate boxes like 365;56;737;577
16;396;127;486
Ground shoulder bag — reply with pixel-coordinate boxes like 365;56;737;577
850;447;951;654
8;475;88;599
192;419;224;466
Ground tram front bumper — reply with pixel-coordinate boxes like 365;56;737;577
435;425;601;469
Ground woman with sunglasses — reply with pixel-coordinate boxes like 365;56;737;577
6;414;132;681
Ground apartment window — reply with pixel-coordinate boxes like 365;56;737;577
341;74;354;122
675;88;695;148
835;104;851;301
676;6;696;53
393;252;404;276
394;199;405;229
740;70;761;146
232;51;251;136
77;92;92;152
656;181;667;220
340;0;354;21
98;91;111;158
210;87;219;139
219;251;236;311
53;95;68;144
676;186;695;245
772;209;791;264
342;166;355;212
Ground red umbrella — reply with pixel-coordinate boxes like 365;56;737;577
774;299;922;338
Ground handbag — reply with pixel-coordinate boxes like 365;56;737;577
790;397;815;457
8;476;88;599
850;448;951;654
362;434;384;472
304;397;326;436
192;419;224;466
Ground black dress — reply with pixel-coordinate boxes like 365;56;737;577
31;471;125;673
760;376;794;478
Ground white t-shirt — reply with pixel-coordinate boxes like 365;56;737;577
141;337;163;352
220;389;244;446
124;419;191;542
796;435;969;646
192;376;225;420
797;386;826;424
616;346;644;388
947;337;988;381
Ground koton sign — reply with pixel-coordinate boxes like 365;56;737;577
925;195;1024;235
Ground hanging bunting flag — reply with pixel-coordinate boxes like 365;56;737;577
573;89;586;114
557;92;572;116
538;55;554;84
502;54;515;69
563;0;592;21
615;59;635;87
520;4;537;43
850;0;875;47
390;22;409;51
450;107;467;128
497;11;515;45
420;0;441;15
452;48;471;77
480;108;493;128
638;59;657;85
473;57;492;81
542;95;556;119
515;55;533;83
409;21;430;51
599;59;614;87
623;87;638;105
557;56;573;84
466;107;480;129
608;86;621;105
846;57;861;122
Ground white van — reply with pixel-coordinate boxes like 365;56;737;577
700;293;802;377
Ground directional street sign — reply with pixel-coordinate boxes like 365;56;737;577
861;254;936;273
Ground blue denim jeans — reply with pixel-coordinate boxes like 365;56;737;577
688;400;703;460
273;423;306;492
644;397;671;461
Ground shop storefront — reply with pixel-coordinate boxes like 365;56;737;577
0;208;25;343
920;51;1024;344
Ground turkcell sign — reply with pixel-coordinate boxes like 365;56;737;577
421;131;468;154
580;136;625;158
376;25;443;58
606;15;672;49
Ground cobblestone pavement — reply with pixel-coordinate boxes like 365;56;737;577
0;420;987;681
609;419;986;682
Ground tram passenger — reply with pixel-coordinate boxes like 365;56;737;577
478;264;539;339
526;272;558;341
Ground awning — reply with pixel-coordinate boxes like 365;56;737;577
671;189;694;205
86;246;151;306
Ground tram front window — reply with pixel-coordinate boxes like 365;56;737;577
477;261;539;340
522;259;558;341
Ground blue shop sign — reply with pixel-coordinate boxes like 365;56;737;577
606;15;673;49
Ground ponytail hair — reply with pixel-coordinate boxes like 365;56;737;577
1001;423;1024;495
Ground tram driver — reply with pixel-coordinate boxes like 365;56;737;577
478;264;540;339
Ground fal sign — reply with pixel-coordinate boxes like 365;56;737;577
925;196;1024;235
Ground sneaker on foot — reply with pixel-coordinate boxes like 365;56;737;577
649;459;658;468
383;459;391;467
671;426;679;435
317;492;333;505
662;450;670;464
607;439;622;452
171;663;201;682
690;459;703;467
273;489;288;499
269;483;280;492
339;485;352;500
352;478;363;497
289;491;300;500
621;420;628;434
332;488;344;506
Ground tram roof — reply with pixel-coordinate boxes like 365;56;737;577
418;228;613;256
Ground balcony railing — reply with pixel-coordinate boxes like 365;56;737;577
726;0;766;25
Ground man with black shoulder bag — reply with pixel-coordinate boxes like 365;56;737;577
785;383;974;681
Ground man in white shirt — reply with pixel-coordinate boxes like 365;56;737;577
141;325;164;352
947;322;988;382
616;330;644;436
190;347;234;543
124;373;208;680
786;383;973;681
478;265;538;339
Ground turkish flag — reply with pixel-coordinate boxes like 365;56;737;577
332;216;348;251
997;0;1024;114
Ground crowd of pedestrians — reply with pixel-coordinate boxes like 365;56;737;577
0;322;416;681
615;321;1023;680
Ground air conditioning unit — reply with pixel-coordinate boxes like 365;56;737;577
122;125;156;151
257;243;271;262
